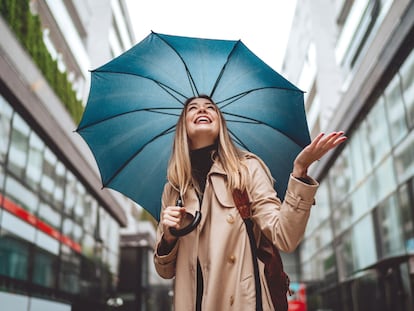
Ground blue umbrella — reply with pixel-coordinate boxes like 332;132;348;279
76;32;310;222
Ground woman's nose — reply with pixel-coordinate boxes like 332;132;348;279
197;105;207;113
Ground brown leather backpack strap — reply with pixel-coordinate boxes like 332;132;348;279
232;189;289;311
232;188;251;219
232;189;263;311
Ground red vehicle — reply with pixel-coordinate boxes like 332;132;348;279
288;282;307;311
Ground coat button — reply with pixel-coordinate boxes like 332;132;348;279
228;255;236;264
230;295;234;305
226;214;235;224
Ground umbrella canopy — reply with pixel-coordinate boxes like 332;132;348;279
76;32;310;221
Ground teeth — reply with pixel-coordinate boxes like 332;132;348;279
196;117;210;123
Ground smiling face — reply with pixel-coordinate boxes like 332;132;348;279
185;97;220;150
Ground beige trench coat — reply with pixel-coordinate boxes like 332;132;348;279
154;154;318;311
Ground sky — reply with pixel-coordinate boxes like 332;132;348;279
125;0;297;72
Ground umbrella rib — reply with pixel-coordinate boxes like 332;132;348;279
223;111;306;148
209;40;241;98
216;86;304;109
93;70;189;104
228;128;251;151
76;108;182;131
153;33;199;97
103;124;176;187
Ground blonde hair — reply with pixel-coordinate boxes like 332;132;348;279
167;95;250;197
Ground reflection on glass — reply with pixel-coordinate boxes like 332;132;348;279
375;157;397;198
329;147;352;204
64;171;77;213
73;222;83;244
107;217;120;254
38;201;61;229
364;96;392;166
1;211;36;243
82;194;95;234
0;234;29;280
0;164;4;192
384;74;408;145
32;249;57;288
376;194;405;258
8;114;30;178
5;175;39;214
62;217;74;239
82;233;95;258
400;49;414;127
394;131;414;184
40;147;57;202
351;182;369;222
35;230;59;255
398;183;414;253
54;161;66;208
352;214;377;270
74;182;86;223
59;246;80;294
333;198;353;236
348;130;369;185
0;95;13;163
26;132;44;190
336;232;354;281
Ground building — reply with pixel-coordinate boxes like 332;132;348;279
282;0;414;310
118;221;173;311
0;0;138;310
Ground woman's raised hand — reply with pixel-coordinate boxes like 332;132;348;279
292;131;347;178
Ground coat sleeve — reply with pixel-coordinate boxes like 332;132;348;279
153;183;179;279
247;157;318;253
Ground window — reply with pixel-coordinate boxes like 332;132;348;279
375;194;405;258
400;50;414;128
74;182;86;223
394;126;414;184
4;175;39;214
329;146;352;203
352;214;377;270
64;171;77;213
364;96;392;166
32;249;57;288
26;132;44;190
367;157;397;208
82;194;97;234
40;148;57;202
384;74;408;145
398;182;414;253
348;130;370;185
0;95;12;163
59;246;80;294
332;198;353;236
0;234;30;280
38;201;61;230
8;114;30;178
335;231;354;281
54;161;66;208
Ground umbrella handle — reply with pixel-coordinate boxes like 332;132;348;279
169;198;202;237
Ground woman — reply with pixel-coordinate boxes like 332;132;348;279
154;95;346;310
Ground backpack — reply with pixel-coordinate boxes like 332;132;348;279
232;189;290;311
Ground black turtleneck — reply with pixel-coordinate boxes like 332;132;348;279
190;143;217;195
190;143;217;311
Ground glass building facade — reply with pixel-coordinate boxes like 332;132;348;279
300;48;414;310
283;0;414;311
0;0;135;309
281;0;414;310
0;93;122;309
